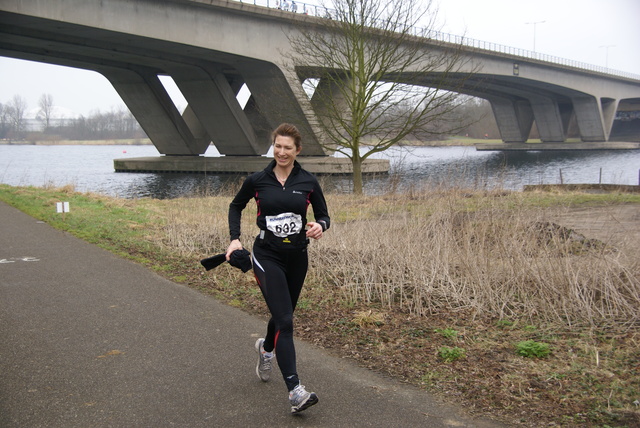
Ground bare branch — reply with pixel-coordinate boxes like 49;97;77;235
286;0;477;193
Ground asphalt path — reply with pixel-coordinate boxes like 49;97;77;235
0;201;507;427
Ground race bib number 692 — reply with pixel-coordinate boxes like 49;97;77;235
266;212;303;238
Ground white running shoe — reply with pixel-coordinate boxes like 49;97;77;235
255;338;274;382
289;384;318;414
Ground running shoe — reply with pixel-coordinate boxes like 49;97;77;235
255;338;274;382
289;384;318;414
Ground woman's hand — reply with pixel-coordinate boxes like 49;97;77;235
306;222;323;240
226;239;243;260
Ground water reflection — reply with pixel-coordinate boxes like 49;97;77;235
374;146;639;192
130;174;243;199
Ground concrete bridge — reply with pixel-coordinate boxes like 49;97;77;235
1;0;639;173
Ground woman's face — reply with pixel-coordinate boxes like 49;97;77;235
273;135;301;169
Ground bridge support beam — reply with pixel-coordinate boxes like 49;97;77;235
238;62;329;156
181;105;210;148
601;97;619;140
571;96;608;142
311;74;352;122
528;96;566;142
168;65;262;155
242;95;276;154
489;97;534;142
102;67;204;155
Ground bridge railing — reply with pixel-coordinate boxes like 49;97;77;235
421;30;640;81
235;0;640;81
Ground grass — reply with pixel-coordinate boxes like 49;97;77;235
515;340;552;358
438;346;466;362
0;184;157;252
1;183;639;427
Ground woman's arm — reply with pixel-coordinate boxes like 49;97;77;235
228;176;254;241
227;176;255;258
309;180;330;233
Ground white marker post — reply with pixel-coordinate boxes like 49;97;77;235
56;201;70;220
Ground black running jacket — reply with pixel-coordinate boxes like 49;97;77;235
228;160;330;247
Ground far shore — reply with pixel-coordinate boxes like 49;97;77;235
0;138;154;146
0;137;508;147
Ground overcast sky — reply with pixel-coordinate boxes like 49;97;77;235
1;0;639;117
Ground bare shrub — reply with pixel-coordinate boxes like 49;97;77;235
152;196;255;256
154;189;640;327
313;191;640;326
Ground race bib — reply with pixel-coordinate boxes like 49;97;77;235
266;212;303;238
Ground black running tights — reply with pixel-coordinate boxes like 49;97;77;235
252;243;308;392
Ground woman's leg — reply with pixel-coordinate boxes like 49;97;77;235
252;246;305;391
284;250;308;311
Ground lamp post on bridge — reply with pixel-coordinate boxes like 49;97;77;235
599;44;616;69
525;20;545;53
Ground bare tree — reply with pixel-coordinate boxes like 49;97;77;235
287;0;475;193
455;96;499;139
56;107;144;140
37;93;54;130
7;95;28;139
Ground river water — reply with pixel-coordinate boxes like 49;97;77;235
0;144;638;198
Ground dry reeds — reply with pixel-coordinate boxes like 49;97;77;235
314;190;640;327
155;188;640;327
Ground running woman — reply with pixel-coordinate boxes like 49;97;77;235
226;123;330;414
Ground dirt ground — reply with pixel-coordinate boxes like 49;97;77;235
550;203;640;259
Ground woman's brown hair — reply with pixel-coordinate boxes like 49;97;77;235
272;123;302;149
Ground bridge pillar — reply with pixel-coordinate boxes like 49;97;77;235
571;96;609;142
489;97;534;142
237;62;329;156
242;95;277;154
102;67;204;155
181;105;210;147
601;97;619;140
311;74;351;122
528;96;566;142
167;64;262;155
307;74;352;151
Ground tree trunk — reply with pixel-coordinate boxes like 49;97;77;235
351;155;364;195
